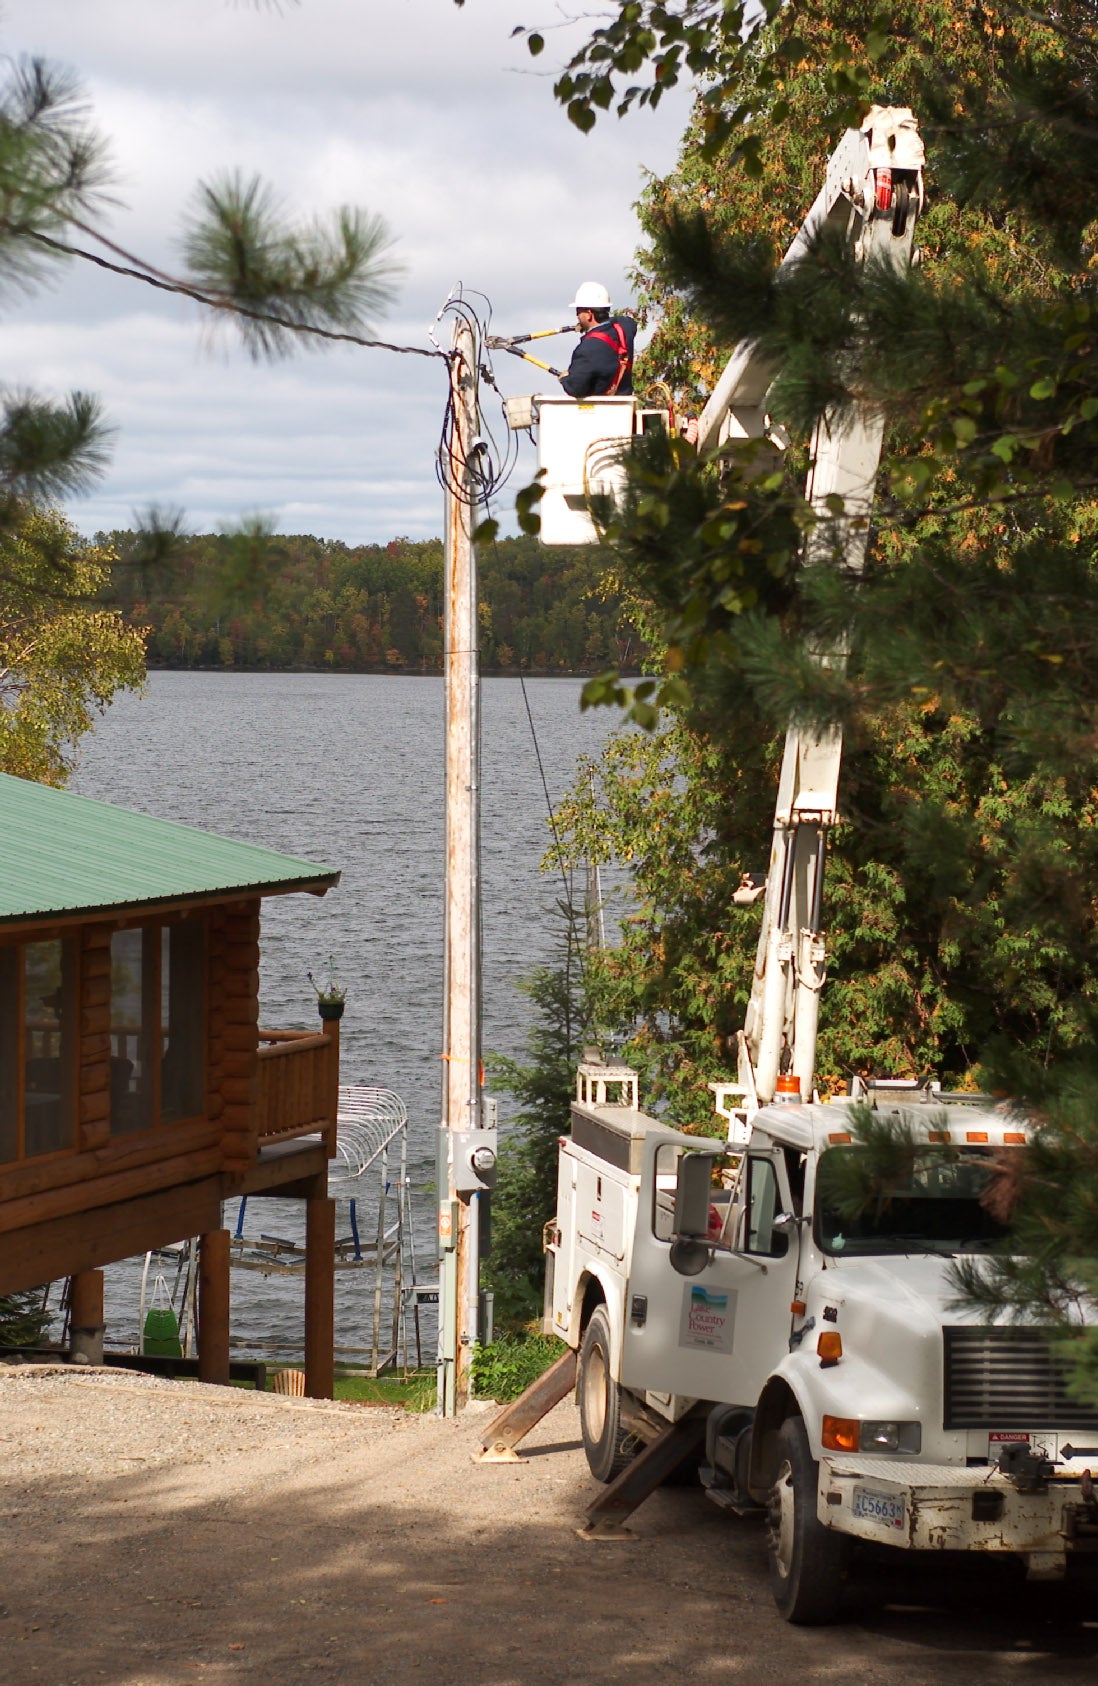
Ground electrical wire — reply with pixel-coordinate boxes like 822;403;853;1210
27;228;445;361
433;284;521;509
519;674;588;994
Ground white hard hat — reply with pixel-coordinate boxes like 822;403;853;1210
572;281;611;311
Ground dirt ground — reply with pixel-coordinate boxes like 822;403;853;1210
2;1365;1097;1685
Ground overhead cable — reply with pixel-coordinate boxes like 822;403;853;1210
25;227;446;360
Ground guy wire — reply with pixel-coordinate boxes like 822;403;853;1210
519;674;588;992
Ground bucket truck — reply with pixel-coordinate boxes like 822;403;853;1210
541;109;1098;1621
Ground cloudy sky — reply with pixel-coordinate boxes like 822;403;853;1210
2;1;691;544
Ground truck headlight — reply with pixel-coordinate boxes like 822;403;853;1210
860;1420;921;1455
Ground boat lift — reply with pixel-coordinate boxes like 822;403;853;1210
139;1084;423;1376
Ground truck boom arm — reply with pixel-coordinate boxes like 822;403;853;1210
697;107;925;1109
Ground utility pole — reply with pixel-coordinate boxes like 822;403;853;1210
438;307;496;1415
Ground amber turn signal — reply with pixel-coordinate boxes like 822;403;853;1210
821;1414;859;1452
817;1330;843;1363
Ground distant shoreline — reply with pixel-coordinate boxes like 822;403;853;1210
144;663;643;679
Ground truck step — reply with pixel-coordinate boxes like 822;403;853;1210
704;1485;764;1518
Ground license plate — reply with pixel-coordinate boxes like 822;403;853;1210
852;1485;906;1531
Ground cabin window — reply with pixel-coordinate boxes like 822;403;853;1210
24;939;76;1156
110;921;205;1135
0;939;77;1161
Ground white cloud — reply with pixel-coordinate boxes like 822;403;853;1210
2;0;689;541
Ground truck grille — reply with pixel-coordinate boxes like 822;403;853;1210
944;1327;1098;1431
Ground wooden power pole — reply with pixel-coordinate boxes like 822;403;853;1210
439;307;496;1415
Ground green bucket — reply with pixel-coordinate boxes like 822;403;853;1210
142;1304;183;1358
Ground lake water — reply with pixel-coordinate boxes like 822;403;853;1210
68;671;619;1362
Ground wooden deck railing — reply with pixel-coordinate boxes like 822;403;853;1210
255;1028;338;1155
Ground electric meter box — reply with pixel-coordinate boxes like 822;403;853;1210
534;395;637;546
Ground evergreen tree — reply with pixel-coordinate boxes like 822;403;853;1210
0;1287;50;1348
485;913;590;1327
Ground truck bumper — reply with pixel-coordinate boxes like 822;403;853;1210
819;1455;1098;1576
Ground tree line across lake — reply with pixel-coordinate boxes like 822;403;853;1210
102;528;641;676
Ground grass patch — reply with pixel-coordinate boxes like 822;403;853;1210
333;1371;436;1411
471;1329;564;1403
240;1368;437;1410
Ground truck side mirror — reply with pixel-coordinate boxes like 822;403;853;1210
674;1149;717;1236
669;1237;710;1276
669;1150;718;1276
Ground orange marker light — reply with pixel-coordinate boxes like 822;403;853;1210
828;1131;852;1145
928;1130;950;1143
790;1300;807;1317
1004;1132;1026;1144
966;1131;989;1143
821;1414;859;1452
817;1330;843;1363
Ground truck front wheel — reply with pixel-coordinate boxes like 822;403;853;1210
578;1306;635;1483
766;1416;849;1624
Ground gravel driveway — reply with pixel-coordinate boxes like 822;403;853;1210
2;1364;1097;1684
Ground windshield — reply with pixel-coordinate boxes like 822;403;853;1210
815;1146;1013;1256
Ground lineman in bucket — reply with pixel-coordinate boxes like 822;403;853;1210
560;282;636;398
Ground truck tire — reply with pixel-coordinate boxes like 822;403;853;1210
578;1306;634;1483
766;1416;849;1624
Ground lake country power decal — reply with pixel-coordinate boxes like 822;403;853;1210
680;1284;736;1353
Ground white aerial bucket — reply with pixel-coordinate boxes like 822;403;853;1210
534;395;637;545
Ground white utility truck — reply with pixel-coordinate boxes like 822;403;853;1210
542;110;1098;1621
548;1061;1098;1620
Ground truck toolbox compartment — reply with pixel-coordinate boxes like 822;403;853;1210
570;1100;684;1175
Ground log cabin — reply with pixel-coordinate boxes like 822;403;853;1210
0;770;343;1395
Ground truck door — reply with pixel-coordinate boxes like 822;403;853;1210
620;1133;801;1407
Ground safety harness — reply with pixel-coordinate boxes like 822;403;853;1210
586;321;633;395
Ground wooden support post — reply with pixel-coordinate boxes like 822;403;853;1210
198;1228;231;1386
317;1001;342;1157
69;1268;104;1365
305;1192;335;1399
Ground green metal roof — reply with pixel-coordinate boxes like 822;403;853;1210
0;772;339;925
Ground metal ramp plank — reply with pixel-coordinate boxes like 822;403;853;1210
476;1347;578;1462
580;1413;706;1537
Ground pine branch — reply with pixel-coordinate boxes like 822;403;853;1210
0;390;112;502
181;172;404;359
0;57;113;299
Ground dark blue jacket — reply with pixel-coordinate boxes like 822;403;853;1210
560;315;636;398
